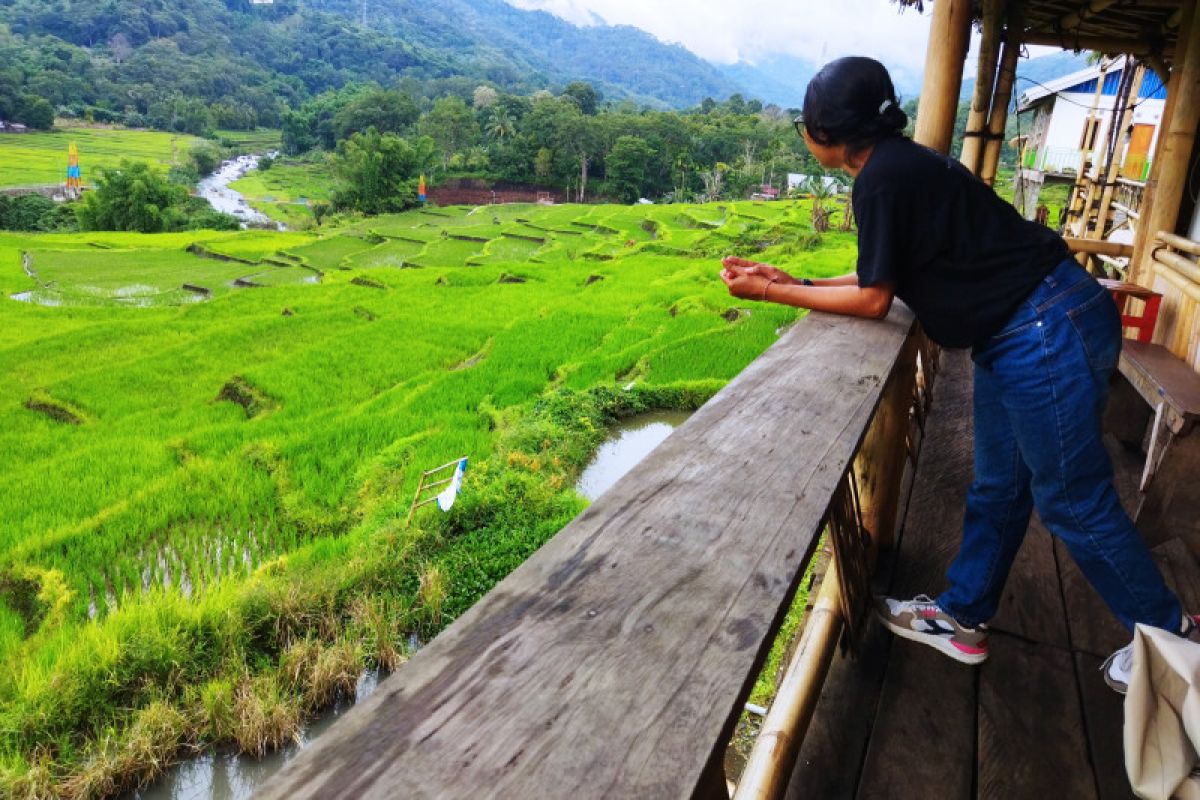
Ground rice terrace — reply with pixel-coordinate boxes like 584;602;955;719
0;198;854;794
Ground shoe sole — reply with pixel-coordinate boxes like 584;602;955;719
880;616;988;665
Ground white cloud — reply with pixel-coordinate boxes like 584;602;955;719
507;0;940;74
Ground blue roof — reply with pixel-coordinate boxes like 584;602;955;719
1066;68;1167;100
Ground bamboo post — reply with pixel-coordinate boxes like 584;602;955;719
1075;58;1122;247
960;0;1006;176
1089;64;1146;255
1131;1;1200;286
1065;57;1111;235
981;10;1023;188
914;0;973;154
851;334;919;552
732;558;844;800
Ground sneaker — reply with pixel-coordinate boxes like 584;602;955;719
876;594;989;665
1102;613;1200;694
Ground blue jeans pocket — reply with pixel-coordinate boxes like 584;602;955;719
1067;288;1121;376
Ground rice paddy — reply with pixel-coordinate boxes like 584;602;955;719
0;124;205;188
0;199;857;795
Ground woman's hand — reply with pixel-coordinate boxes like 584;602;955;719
719;260;772;301
721;256;798;285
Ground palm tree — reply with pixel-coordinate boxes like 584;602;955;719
487;109;515;141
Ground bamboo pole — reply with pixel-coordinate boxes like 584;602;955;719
961;0;1006;175
981;11;1023;188
914;0;973;154
732;558;844;800
1154;246;1200;285
1158;231;1200;257
1090;64;1147;248
1063;237;1135;257
1066;58;1112;236
1132;1;1200;286
1057;0;1119;31
1021;31;1168;56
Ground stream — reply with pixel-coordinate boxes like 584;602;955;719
195;153;283;230
576;410;693;501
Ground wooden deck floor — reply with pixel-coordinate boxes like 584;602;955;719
785;349;1200;800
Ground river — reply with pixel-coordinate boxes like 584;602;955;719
195;153;283;230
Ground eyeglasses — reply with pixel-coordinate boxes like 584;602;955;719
793;114;805;138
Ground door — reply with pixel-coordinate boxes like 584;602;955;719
1123;123;1154;180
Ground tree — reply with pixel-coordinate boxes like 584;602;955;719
562;81;598;115
486;107;515;141
330;127;435;214
17;95;54;129
606;135;655;203
76;160;186;233
419;96;479;171
189;142;222;177
473;85;498;110
331;88;418;143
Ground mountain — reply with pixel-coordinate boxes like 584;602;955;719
0;0;748;132
718;53;925;109
961;49;1093;103
308;0;744;108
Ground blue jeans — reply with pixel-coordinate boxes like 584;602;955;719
937;259;1182;632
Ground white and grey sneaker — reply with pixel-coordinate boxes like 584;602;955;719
1103;613;1200;694
876;594;989;665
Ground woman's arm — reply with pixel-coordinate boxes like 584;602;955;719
719;257;859;287
720;261;894;319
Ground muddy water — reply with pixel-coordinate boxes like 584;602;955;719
196;154;282;230
126;670;382;800
576;410;693;501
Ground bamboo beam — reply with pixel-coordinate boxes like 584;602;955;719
1158;230;1200;256
914;0;973;154
1058;0;1120;30
1153;246;1200;285
1064;236;1135;257
960;0;1006;175
981;11;1023;188
1022;31;1166;56
1132;1;1200;285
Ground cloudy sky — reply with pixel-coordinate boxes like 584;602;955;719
508;0;945;73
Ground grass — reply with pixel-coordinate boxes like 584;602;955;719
0;123;205;188
0;199;857;796
228;156;334;229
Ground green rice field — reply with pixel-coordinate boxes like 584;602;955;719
0;124;205;188
0;199;856;796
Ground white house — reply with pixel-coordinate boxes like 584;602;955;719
1015;62;1167;180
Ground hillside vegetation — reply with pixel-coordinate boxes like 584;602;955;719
0;198;856;796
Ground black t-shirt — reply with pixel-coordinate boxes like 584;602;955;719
852;136;1069;348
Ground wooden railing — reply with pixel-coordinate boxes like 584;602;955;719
263;305;924;799
1150;232;1200;369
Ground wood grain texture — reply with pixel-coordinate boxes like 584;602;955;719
989;517;1070;648
978;633;1098;800
856;350;976;800
1074;652;1138;800
263;307;917;800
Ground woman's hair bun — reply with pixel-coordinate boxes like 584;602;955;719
802;56;907;151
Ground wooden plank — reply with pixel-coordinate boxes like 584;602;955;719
1152;537;1200;612
783;387;927;800
1120;340;1200;424
989;517;1070;647
1137;433;1200;554
263;307;917;800
1074;651;1138;800
1056;537;1131;658
855;350;976;800
978;633;1099;800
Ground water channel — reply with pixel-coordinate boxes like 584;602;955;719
577;410;693;500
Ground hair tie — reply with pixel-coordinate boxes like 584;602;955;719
879;99;894;115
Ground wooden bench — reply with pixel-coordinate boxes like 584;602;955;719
1107;339;1200;552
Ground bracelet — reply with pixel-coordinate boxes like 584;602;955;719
801;278;814;286
761;276;778;302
